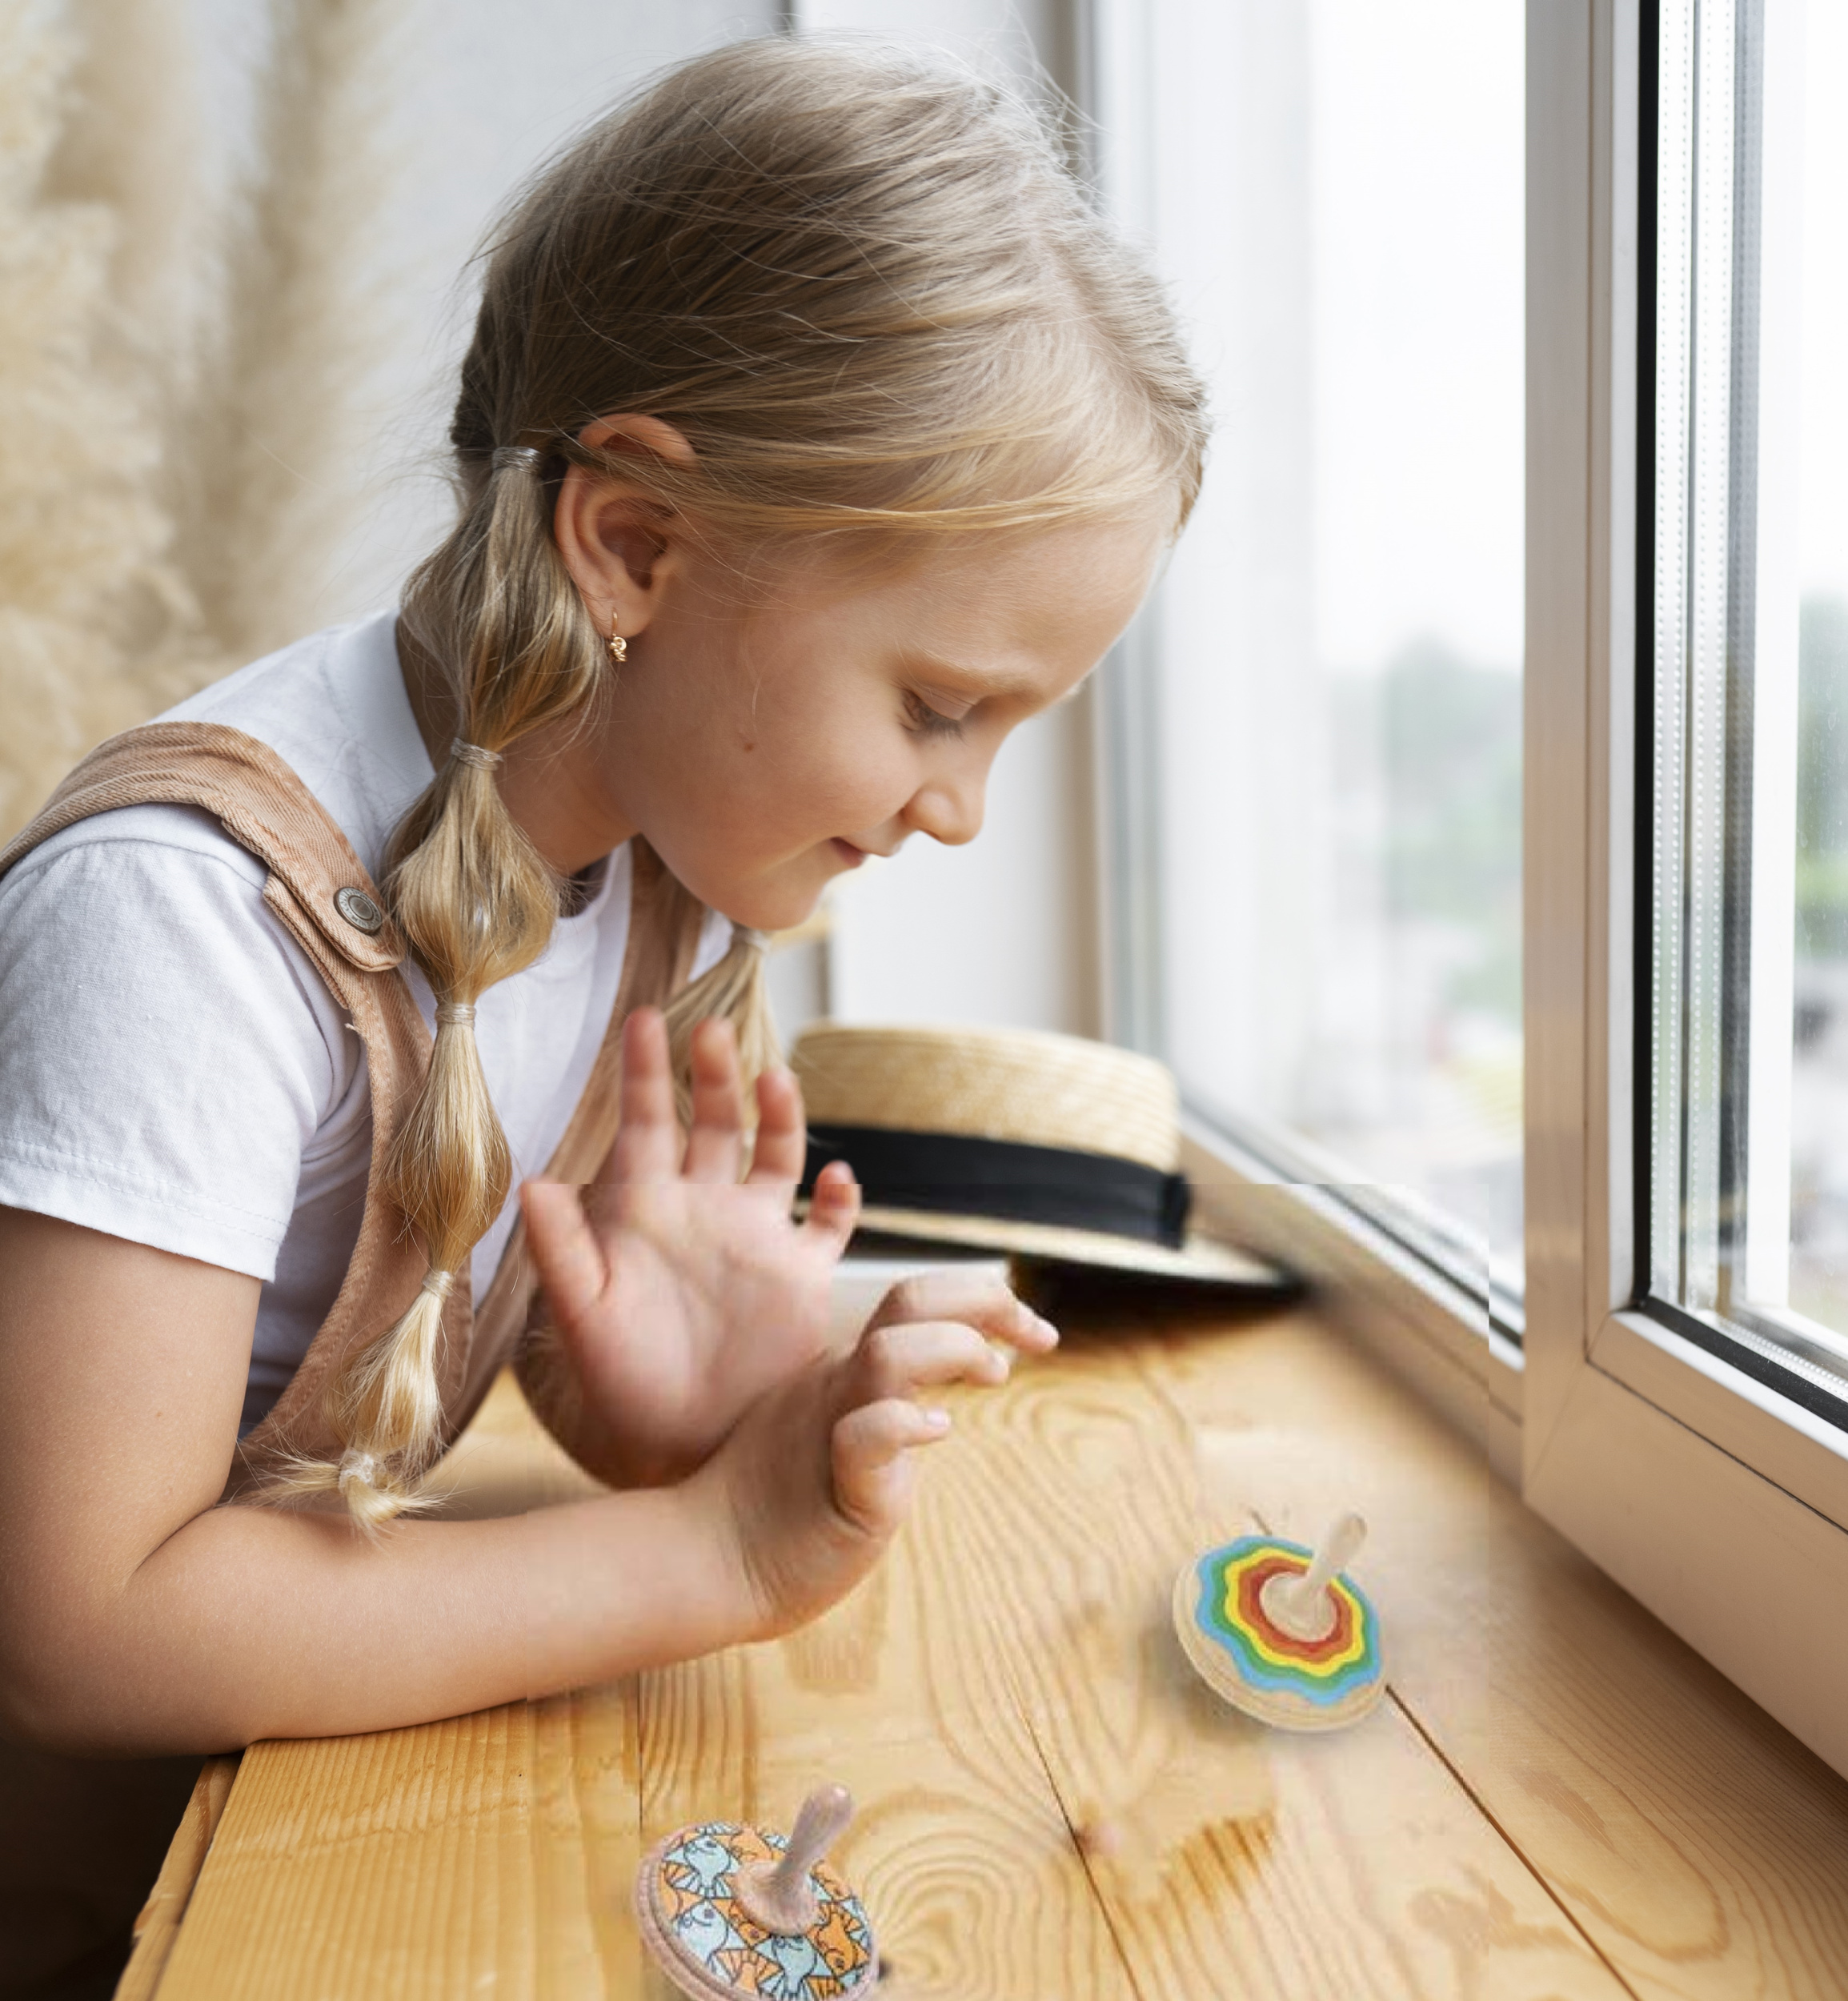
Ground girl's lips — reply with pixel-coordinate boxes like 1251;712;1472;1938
831;838;869;868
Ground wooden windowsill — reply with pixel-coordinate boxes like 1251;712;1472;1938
125;1295;1848;1999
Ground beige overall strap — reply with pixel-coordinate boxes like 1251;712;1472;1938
0;720;464;1493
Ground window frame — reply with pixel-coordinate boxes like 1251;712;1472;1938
1523;0;1848;1780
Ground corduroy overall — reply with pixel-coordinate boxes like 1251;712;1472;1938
0;720;708;1995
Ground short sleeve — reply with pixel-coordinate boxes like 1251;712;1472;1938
0;805;357;1280
692;908;736;981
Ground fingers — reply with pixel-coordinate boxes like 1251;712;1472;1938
855;1317;1012;1401
745;1065;807;1184
520;1179;607;1326
682;1017;747;1183
800;1160;860;1257
605;1009;680;1184
867;1270;1058;1358
831;1398;951;1535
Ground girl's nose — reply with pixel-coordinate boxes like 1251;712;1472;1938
903;769;986;847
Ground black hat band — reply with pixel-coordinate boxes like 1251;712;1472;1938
802;1124;1192;1249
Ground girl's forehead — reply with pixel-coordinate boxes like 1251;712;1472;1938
793;511;1165;616
739;515;1161;695
901;516;1165;639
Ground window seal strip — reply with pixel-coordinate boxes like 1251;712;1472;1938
1182;1092;1525;1346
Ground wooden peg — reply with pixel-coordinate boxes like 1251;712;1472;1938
1260;1513;1368;1642
734;1785;853;1935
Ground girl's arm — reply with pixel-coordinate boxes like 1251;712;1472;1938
0;1210;744;1754
0;1206;1015;1757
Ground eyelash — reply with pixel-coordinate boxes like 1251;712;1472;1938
903;690;966;739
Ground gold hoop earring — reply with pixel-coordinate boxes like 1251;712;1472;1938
607;612;627;666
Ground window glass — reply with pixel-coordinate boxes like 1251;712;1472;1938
1114;0;1525;1286
1788;3;1848;1336
1646;0;1848;1397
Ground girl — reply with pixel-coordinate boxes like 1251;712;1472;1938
0;34;1204;1985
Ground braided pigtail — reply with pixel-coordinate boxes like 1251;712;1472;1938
269;445;603;1530
660;924;782;1133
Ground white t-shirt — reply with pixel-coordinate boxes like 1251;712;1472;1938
0;611;729;1431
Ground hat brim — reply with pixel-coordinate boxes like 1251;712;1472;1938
828;1201;1286;1289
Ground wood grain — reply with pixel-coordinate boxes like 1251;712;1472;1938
638;1533;1132;1999
1141;1310;1848;2000
146;1308;1848;2001
152;1686;645;2001
114;1756;239;2001
915;1335;1630;2001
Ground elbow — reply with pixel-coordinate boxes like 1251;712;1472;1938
0;1658;102;1757
0;1630;230;1760
0;1625;122;1754
0;1583;134;1752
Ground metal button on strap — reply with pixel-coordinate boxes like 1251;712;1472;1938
334;885;385;935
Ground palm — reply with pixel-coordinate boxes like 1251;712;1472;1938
584;1180;838;1447
521;1009;860;1482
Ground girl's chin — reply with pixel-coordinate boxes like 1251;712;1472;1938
699;865;831;936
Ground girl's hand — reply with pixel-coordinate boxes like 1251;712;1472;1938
686;1268;1060;1638
520;1006;864;1486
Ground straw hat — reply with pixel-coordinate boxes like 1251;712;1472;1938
792;1022;1283;1288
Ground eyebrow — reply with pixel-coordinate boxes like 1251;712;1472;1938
899;652;1039;702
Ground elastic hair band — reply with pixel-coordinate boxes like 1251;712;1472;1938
419;1269;458;1301
738;927;771;954
338;1448;379;1491
491;444;542;472
435;1002;476;1028
450;739;500;771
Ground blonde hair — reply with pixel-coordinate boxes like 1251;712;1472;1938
275;35;1207;1528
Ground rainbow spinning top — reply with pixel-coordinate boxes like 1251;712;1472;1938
635;1784;878;1999
1172;1513;1385;1731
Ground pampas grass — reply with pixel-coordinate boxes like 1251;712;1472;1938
0;0;402;840
0;0;206;839
48;0;214;368
170;0;403;664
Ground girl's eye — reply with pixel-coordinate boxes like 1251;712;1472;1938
903;689;967;738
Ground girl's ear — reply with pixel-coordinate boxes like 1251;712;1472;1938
553;415;699;640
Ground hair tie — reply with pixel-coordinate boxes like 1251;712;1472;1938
450;739;500;771
491;444;542;473
419;1269;458;1301
738;927;772;954
435;1002;476;1029
337;1448;379;1493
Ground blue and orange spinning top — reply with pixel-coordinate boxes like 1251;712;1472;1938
635;1784;878;1999
1172;1513;1385;1730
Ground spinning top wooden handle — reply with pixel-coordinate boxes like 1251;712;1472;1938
1262;1513;1368;1642
735;1786;855;1935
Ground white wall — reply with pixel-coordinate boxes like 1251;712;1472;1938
792;0;1070;91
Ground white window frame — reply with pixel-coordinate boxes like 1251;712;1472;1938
1525;0;1848;1781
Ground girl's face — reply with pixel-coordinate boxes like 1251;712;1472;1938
535;507;1165;932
